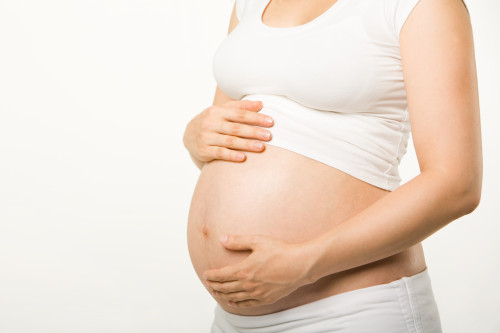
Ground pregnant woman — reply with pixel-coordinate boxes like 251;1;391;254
183;0;482;331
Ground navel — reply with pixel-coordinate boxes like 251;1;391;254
201;223;209;238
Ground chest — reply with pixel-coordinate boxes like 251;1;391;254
213;0;403;113
260;0;342;28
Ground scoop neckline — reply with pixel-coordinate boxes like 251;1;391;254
258;0;348;33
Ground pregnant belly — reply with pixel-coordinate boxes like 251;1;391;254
187;144;425;316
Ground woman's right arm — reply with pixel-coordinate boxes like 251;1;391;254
183;3;274;170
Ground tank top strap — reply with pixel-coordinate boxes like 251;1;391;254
235;0;268;23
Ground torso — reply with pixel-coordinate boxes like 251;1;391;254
187;144;426;316
187;0;426;316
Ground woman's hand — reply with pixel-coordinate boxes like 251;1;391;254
202;234;314;309
183;100;274;163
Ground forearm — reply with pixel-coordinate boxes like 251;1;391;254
302;170;480;284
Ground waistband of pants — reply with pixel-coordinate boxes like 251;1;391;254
216;267;431;328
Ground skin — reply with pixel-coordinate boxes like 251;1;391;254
183;99;273;170
198;0;482;309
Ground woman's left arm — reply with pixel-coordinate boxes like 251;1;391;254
304;0;483;282
203;0;482;308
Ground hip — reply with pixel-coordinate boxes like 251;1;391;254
211;266;442;333
217;243;427;315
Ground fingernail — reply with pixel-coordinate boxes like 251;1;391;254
202;274;207;280
265;117;273;125
220;235;228;243
228;301;233;307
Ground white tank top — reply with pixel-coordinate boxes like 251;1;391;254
213;0;421;191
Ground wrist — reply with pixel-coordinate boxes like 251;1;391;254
293;238;328;286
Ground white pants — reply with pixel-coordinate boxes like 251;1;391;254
211;267;442;333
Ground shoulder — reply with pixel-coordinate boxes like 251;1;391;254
397;0;480;194
235;0;247;21
234;0;263;21
380;0;424;41
385;0;470;42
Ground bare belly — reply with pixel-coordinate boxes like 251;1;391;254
187;144;426;316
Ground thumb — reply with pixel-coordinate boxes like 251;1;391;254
220;234;262;251
237;99;263;111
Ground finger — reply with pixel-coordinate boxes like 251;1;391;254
220;234;263;251
212;133;268;154
204;145;247;162
206;280;245;293
221;107;274;128
225;99;263;112
216;291;254;303
203;265;240;282
228;299;260;309
218;121;272;142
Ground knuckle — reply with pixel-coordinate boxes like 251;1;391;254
204;105;217;117
195;130;204;142
199;118;212;131
198;131;209;143
224;135;236;146
198;146;209;159
235;110;247;122
242;282;253;291
215;147;225;159
228;122;240;135
250;289;260;298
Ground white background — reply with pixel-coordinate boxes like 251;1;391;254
0;0;498;332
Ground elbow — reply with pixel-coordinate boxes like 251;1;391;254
461;183;482;215
427;167;482;217
450;172;482;216
462;165;483;214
